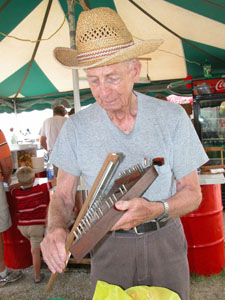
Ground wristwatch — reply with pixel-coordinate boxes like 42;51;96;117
156;201;169;222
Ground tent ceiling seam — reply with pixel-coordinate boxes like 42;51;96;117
200;0;225;10
128;0;225;65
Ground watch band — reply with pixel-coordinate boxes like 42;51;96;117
156;201;169;222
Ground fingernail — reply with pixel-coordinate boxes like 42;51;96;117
115;202;122;208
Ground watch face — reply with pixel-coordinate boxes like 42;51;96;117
156;201;169;222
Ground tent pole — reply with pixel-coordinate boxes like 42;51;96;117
13;99;17;116
72;71;80;113
67;1;81;112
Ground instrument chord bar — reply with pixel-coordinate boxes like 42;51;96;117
121;184;127;193
69;161;161;264
73;165;145;242
112;193;118;202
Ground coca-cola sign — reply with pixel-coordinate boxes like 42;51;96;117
215;79;225;92
192;78;225;95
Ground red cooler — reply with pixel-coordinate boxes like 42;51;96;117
2;192;32;269
181;184;225;275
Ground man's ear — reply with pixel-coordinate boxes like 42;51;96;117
133;60;142;83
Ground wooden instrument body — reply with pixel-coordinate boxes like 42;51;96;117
46;154;164;292
70;164;158;262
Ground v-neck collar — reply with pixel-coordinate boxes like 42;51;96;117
101;91;142;138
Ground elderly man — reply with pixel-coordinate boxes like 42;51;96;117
41;7;208;299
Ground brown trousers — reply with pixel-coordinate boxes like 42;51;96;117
90;218;190;300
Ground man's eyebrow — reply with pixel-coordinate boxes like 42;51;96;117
106;72;119;77
86;72;119;79
86;74;98;79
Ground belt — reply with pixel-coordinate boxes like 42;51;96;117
115;220;168;235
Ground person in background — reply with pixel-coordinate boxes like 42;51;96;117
10;166;56;283
39;105;67;153
68;107;75;116
40;7;208;300
39;105;67;176
0;130;22;286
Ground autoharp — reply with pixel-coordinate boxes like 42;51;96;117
46;152;164;292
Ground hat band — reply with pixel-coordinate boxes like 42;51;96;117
77;42;134;63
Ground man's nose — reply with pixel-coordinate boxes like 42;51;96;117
99;80;111;99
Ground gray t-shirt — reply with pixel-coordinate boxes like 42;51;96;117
50;92;208;201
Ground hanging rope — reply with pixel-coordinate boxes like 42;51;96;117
0;0;10;13
200;0;225;10
0;0;88;43
78;0;89;11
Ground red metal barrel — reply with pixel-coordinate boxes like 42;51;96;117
181;184;225;275
2;192;32;269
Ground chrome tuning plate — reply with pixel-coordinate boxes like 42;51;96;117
119;163;144;177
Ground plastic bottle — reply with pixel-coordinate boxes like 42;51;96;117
47;162;54;179
203;59;212;78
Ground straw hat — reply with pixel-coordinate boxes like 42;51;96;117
54;7;163;69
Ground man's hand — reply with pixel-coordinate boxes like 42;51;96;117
111;198;163;231
111;170;202;232
40;228;68;274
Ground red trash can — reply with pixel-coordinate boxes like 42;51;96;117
2;192;32;269
181;184;225;276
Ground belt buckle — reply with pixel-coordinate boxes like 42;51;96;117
133;220;158;235
133;226;144;235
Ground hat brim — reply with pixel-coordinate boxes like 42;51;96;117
54;39;163;70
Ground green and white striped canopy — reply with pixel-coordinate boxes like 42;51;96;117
0;0;225;112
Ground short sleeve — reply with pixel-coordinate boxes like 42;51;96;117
39;121;46;136
49;118;81;176
0;130;11;159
